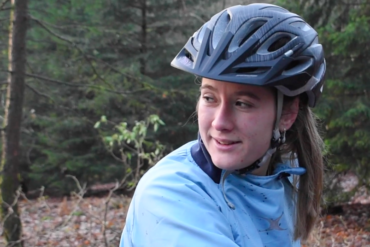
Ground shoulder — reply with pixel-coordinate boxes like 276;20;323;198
134;140;215;203
121;141;237;246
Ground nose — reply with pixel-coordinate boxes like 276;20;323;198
212;102;234;131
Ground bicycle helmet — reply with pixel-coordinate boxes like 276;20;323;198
171;3;326;107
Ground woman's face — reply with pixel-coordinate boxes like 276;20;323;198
198;78;276;172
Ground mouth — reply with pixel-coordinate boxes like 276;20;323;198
214;138;241;145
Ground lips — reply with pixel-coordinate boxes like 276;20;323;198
214;138;241;145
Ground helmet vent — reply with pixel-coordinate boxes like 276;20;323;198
267;36;292;52
228;18;267;53
184;49;194;62
285;60;303;71
283;57;314;76
257;32;295;55
235;67;269;74
239;20;266;47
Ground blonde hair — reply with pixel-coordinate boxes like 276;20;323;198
272;96;324;240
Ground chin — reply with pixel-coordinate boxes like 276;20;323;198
212;157;243;171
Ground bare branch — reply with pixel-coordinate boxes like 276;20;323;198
66;175;86;195
127;2;142;9
30;16;112;87
2;70;148;95
30;17;73;44
0;0;10;10
0;187;22;236
188;12;207;23
25;83;54;102
102;181;119;247
181;0;187;12
0;6;11;11
86;55;143;83
20;71;88;87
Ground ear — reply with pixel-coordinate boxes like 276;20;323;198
279;97;299;131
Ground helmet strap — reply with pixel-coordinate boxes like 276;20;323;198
271;91;284;148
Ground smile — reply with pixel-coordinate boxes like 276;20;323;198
214;139;241;145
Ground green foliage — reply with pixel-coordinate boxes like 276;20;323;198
95;114;165;189
277;0;370;198
6;0;217;194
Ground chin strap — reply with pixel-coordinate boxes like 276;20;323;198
271;90;284;147
237;91;285;174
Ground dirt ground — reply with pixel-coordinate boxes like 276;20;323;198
0;173;369;247
0;196;368;247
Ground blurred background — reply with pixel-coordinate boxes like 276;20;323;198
0;0;369;246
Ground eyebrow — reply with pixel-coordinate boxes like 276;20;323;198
199;84;216;92
200;84;261;101
235;90;261;101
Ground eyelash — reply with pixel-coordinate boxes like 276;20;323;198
236;101;252;108
201;94;253;108
202;96;214;102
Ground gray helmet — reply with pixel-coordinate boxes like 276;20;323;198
171;3;326;107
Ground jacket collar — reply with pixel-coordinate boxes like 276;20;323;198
190;134;306;184
190;134;222;184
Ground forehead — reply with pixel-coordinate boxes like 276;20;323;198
201;78;275;98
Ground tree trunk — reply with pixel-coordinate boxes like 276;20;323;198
0;0;28;246
139;0;147;75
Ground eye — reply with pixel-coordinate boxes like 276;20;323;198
236;100;252;108
202;95;215;102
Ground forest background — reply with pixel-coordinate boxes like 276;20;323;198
0;0;369;246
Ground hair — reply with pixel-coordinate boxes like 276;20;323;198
271;94;325;241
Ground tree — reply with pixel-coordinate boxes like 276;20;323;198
277;0;370;200
318;3;370;190
0;0;29;246
16;0;215;194
0;0;241;196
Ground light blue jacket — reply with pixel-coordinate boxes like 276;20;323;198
120;139;305;247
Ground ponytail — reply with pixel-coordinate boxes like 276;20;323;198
272;96;325;240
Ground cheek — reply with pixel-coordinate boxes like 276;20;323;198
241;115;260;139
197;106;211;130
241;112;274;139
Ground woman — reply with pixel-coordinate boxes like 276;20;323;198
120;3;325;247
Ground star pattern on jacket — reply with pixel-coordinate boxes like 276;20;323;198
259;212;286;232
